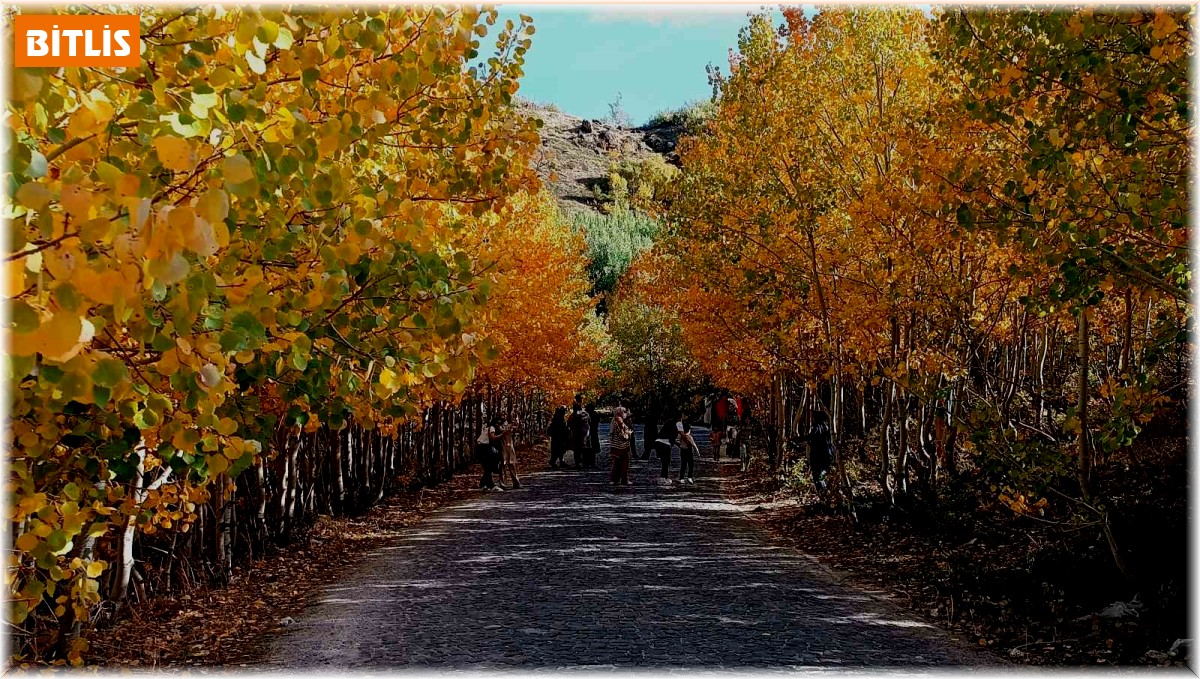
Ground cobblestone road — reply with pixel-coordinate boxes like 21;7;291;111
265;425;986;669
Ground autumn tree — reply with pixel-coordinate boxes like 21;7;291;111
2;6;600;663
937;8;1191;501
471;191;605;408
640;5;1190;541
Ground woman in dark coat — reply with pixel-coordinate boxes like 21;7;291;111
568;403;590;469
806;411;834;490
547;406;569;469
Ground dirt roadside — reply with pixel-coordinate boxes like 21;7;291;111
712;446;1189;668
87;442;549;668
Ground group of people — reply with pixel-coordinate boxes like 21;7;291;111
649;414;700;484
476;391;838;495
544;397;699;487
546;395;600;470
603;403;695;486
475;413;523;491
707;393;747;468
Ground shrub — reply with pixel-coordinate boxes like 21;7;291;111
647;99;716;129
607;155;679;211
569;209;659;297
606;93;632;127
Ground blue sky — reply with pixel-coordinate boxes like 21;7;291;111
492;5;769;125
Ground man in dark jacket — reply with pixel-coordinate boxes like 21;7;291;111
568;403;590;469
585;403;600;469
548;406;569;469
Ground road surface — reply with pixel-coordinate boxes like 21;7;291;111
264;424;984;669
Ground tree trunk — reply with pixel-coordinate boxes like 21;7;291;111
111;441;171;603
879;380;894;503
1120;288;1133;378
1078;309;1091;499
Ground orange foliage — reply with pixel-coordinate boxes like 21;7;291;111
472;192;605;404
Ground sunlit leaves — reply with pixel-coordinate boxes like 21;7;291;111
152;136;197;172
939;8;1192;307
468;192;603;403
221;154;254;184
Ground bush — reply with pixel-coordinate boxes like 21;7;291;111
647;99;716;129
607;155;678;211
606;93;632;127
569;209;659;297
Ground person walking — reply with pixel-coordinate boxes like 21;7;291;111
547;406;569;469
678;417;698;484
609;410;633;485
711;395;727;459
806;410;835;493
499;415;522;489
477;416;503;490
739;423;753;473
653;417;677;484
586;403;600;469
723;395;741;460
614;402;638;460
568;403;590;469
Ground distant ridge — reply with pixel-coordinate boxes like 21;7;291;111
517;100;683;216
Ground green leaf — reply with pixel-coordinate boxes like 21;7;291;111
93;359;128;388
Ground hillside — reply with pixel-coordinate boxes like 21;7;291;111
517;101;683;216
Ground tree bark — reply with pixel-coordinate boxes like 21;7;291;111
1078;309;1091;499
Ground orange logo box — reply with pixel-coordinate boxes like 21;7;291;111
14;14;140;67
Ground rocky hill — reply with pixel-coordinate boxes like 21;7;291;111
517;101;683;216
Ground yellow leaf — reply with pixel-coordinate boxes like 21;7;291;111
379;367;399;390
210;67;236;88
153;136;196;172
318;133;341;156
67;106;98;137
157;348;180;376
87;99;115;124
15;182;53;211
213;220;231;250
15;532;39;552
216;417;238;436
60;184;92;220
208;454;230;475
79;217;111;244
39;314;94;363
223;154;254;184
117;174;141;197
147;253;190;285
167;205;196;236
185;217;219;257
196;189;229;223
4;260;27;298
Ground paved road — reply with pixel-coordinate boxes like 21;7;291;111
264;424;984;669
